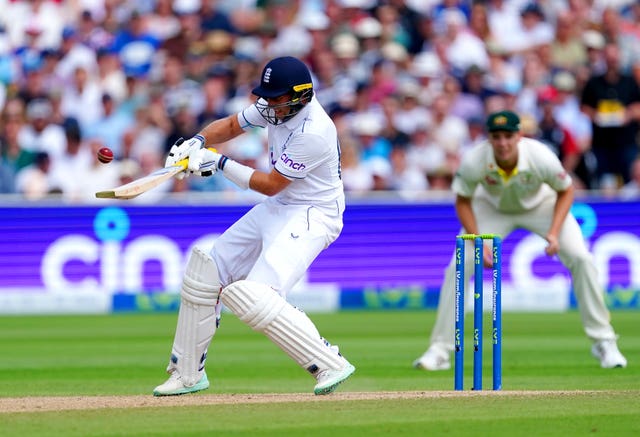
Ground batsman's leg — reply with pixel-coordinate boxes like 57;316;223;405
154;247;221;396
221;280;355;395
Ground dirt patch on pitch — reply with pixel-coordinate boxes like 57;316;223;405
0;390;599;413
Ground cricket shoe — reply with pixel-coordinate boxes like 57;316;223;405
314;362;356;395
413;345;451;371
153;371;210;396
591;339;627;369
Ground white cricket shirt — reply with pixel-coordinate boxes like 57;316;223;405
452;137;573;213
238;96;345;217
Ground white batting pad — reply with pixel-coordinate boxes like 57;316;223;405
169;247;221;386
221;280;346;375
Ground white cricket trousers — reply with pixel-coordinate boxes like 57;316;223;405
210;198;343;297
430;196;617;351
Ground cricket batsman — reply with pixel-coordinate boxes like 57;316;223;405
153;56;355;396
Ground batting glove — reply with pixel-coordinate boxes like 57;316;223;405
164;135;205;168
187;147;223;177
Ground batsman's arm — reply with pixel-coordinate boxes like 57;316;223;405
198;114;245;144
197;114;292;196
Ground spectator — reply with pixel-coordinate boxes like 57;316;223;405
467;2;492;43
146;0;182;41
201;0;236;34
385;0;427;55
122;104;169;163
198;64;234;125
486;0;523;55
0;98;34;174
5;1;63;50
16;63;48;105
620;157;640;198
59;65;103;132
340;139;374;193
552;71;597;188
165;102;201;154
62;137;121;203
461;115;487;154
350;112;392;162
14;151;54;200
549;10;588;73
75;10;114;51
83;92;133;158
393;79;431;136
408;50;444;106
405;124;447;178
511;2;555;53
161;53;206;119
54;25;99;84
353;16;385;73
447;68;486;122
367;59;397;105
161;2;205;62
483;41;521;96
366;155;394;191
110;10;161;80
374;2;413;50
430;93;469;160
580;42;640;187
388;145;428;191
96;47;128;104
17;98;66;160
600;7;640;74
582;29;606;76
262;0;310;59
534;86;586;188
441;8;489;76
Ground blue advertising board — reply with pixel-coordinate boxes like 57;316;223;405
0;198;638;313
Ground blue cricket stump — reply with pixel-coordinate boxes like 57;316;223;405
454;234;502;391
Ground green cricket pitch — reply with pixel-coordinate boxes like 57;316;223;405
1;311;638;436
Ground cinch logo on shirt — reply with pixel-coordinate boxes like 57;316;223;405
281;153;306;171
264;68;272;83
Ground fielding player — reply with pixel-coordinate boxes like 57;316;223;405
414;110;627;371
153;56;355;396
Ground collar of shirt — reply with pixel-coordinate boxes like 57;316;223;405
485;139;531;182
281;96;315;130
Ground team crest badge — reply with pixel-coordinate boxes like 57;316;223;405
494;115;507;126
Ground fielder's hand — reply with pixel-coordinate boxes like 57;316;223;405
165;135;205;168
544;234;560;256
187;147;222;177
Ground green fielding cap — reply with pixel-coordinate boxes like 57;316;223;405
486;110;520;132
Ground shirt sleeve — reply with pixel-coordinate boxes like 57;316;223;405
451;148;482;197
274;133;325;179
238;103;268;130
534;141;573;191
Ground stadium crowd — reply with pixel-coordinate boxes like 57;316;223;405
1;0;640;202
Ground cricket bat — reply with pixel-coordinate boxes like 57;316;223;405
95;148;217;200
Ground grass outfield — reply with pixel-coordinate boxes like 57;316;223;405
0;310;638;436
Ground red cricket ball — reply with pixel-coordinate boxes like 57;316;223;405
97;147;114;164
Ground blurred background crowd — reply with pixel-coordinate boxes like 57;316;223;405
2;0;640;203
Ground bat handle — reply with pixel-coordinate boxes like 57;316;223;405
176;147;218;170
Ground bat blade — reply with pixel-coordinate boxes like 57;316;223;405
95;148;217;200
95;164;185;199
